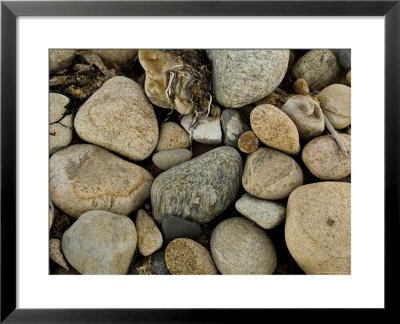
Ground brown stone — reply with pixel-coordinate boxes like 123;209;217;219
156;122;190;152
49;49;76;74
285;182;351;274
165;238;217;275
302;134;351;180
293;78;310;95
250;104;300;155
238;131;259;153
242;147;303;200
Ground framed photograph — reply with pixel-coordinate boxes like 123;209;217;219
1;0;398;322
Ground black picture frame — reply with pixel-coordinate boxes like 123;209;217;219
1;0;398;322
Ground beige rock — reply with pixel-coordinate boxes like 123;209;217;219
152;149;192;170
242;147;303;200
285;182;351;274
62;210;137;274
319;84;351;129
292;50;343;91
302;134;351;180
90;49;138;67
250;104;300;155
49;144;153;218
74;76;159;161
49;93;73;155
165;238;217;275
49;238;69;270
210;217;277;274
136;209;163;257
281;95;325;140
156;122;190;152
49;49;76;74
238;131;259;153
293;78;310;95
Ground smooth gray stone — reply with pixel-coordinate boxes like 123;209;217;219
161;214;202;243
220;109;250;148
129;250;170;275
151;146;243;224
152;149;192;170
338;49;351;72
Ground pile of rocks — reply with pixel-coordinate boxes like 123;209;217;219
49;49;351;275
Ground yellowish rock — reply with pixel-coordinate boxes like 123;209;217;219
285;182;351;274
293;78;310;95
250;104;300;155
319;84;351;129
136;209;163;257
49;238;69;270
165;238;217;275
156;122;190;152
302;134;351;180
238;131;259;153
346;71;351;85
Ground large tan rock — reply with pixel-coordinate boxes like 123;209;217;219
74;76;158;161
165;238;217;275
242;148;303;200
49;144;153;218
281;95;325;140
319;84;351;129
285;182;351;274
210;217;277;274
250;104;300;155
62;210;137;274
49;49;76;74
302;134;351;180
292;50;343;91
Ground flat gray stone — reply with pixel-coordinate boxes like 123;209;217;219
207;49;289;108
152;149;192;170
161;214;202;243
151;146;243;224
235;193;286;229
62;210;137;274
220;109;250;148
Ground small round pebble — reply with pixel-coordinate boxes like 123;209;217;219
165;238;217;275
346;71;351;85
235;193;286;229
152;149;192;170
238;131;259;153
210;217;277;274
293;78;310;95
302;134;351;180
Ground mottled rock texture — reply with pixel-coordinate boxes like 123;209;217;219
74;76;158;161
156;122;190;152
242;148;303;200
49;49;76;74
50;144;153;218
136;209;163;256
238;131;259;154
220;109;250;148
285;182;351;274
152;149;192;170
210;217;277;274
62;210;137;274
90;49;138;67
207;49;289;108
151;146;243;224
319;84;351;129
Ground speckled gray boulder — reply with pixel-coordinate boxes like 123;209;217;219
62;210;137;274
49;49;76;74
152;149;192;170
338;49;351;72
210;217;277;274
235;193;286;229
292;50;343;91
220;109;250;148
207;50;289;108
151;146;243;224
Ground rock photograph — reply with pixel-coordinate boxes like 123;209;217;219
49;49;351;275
